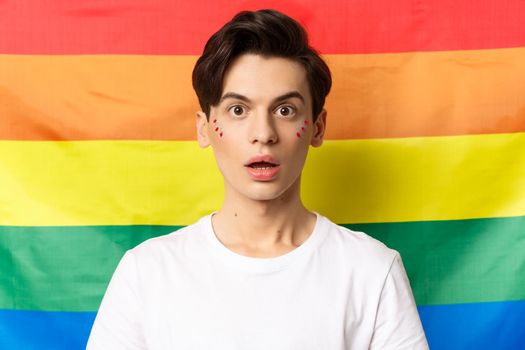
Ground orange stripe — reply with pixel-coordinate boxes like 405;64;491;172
1;47;524;140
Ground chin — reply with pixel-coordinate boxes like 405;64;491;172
240;179;296;202
246;191;283;202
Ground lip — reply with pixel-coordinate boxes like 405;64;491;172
244;154;280;167
244;154;280;181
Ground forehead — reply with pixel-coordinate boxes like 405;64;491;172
221;54;310;102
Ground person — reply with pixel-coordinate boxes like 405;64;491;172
86;9;429;349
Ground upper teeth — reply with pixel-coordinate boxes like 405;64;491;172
251;162;274;168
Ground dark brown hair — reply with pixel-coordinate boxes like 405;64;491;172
192;9;332;122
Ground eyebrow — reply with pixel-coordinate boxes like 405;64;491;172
219;91;305;104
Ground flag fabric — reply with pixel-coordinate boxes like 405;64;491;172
1;1;524;349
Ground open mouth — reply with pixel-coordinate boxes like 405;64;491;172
246;161;278;169
244;157;280;181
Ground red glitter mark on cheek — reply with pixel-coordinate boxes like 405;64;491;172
213;119;217;123
301;127;305;131
215;127;219;131
220;132;223;137
296;132;301;138
304;119;308;125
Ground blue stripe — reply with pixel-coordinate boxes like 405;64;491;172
1;300;524;349
419;300;525;349
0;309;95;350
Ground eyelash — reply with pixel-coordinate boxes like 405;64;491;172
226;104;297;118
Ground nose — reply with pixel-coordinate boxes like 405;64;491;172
249;110;278;145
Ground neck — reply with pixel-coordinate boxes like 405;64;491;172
211;178;316;257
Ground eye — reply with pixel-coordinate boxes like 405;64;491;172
228;105;247;118
275;105;296;118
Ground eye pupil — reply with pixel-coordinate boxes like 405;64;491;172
234;106;243;115
281;107;289;116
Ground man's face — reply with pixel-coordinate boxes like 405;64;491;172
197;53;326;202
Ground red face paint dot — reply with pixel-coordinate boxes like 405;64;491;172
213;119;217;123
301;127;305;131
296;132;301;138
215;127;219;131
220;132;223;137
304;119;308;124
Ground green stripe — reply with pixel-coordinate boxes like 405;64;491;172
0;225;179;312
1;216;524;311
346;216;525;306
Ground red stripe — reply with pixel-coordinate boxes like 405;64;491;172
2;0;525;54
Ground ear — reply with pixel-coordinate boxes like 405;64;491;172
310;109;327;147
196;111;210;148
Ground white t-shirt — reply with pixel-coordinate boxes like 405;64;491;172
87;212;429;349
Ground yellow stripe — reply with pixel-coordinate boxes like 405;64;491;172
1;47;524;140
0;141;223;226
303;133;525;223
1;133;524;226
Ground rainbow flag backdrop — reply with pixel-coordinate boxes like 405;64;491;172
1;0;525;348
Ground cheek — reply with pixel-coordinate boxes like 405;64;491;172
295;118;309;138
211;117;223;138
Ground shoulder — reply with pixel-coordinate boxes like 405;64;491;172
125;215;209;266
317;214;399;274
315;214;410;323
323;213;399;268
